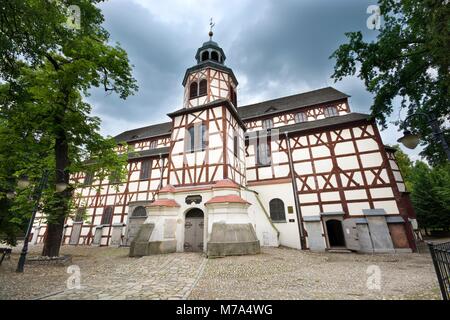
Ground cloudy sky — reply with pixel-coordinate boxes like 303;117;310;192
88;0;422;160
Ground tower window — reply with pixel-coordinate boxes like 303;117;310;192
186;124;207;153
269;199;286;222
199;79;207;96
295;112;307;123
233;134;239;158
211;51;219;62
201;51;209;62
324;106;338;117
190;81;198;99
262;119;274;130
230;85;237;106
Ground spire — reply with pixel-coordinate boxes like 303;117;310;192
209;18;215;41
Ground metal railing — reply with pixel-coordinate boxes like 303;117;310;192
428;241;450;300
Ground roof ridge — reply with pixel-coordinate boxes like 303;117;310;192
238;86;348;109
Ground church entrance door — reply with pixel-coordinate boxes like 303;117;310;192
184;208;204;252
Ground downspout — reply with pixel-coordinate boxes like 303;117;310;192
284;132;307;250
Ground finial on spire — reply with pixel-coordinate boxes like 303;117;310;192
209;18;215;40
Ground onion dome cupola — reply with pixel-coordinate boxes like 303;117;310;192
182;28;238;109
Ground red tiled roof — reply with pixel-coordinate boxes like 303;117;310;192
214;179;239;189
205;195;250;205
148;199;180;207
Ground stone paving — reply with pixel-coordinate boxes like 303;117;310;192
0;244;441;300
44;253;206;300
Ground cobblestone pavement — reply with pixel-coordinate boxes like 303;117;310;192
45;253;206;300
0;245;440;300
189;247;440;300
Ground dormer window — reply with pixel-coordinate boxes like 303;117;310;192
295;112;307;123
324;106;338;117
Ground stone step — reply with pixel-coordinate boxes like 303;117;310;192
327;248;352;253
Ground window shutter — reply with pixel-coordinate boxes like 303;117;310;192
140;160;151;180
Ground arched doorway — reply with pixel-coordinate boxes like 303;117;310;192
326;219;346;247
184;208;204;252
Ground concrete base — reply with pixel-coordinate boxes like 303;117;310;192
207;223;261;258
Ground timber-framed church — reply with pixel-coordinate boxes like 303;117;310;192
32;33;419;255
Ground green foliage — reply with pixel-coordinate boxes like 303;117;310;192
409;161;450;231
330;0;450;165
0;1;137;247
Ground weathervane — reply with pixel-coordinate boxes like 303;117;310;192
209;18;215;40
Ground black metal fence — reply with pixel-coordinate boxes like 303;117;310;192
428;241;450;300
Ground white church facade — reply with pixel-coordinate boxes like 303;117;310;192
32;35;419;255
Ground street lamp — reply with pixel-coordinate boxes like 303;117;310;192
8;169;70;272
397;112;450;161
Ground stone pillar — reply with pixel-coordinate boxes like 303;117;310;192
92;226;103;246
110;223;125;247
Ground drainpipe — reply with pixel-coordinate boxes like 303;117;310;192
284;132;307;250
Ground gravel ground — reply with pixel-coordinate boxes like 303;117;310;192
0;244;440;300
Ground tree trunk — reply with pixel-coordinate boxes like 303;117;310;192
42;91;71;257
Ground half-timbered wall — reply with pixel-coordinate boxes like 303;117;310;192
244;101;350;132
386;150;407;193
132;136;171;152
224;108;246;185
245;121;403;219
34;155;168;245
168;106;229;186
184;68;237;108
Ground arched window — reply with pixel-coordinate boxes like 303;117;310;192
189;81;198;99
132;206;147;217
211;51;219;62
199;79;207;96
201;51;209;62
269;199;286;222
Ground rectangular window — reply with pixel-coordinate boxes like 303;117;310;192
186;124;207;153
140;160;151;180
83;172;94;186
295;112;307;123
324;106;338;117
262;119;274;130
233;134;239;157
256;133;271;166
101;206;114;225
149;140;157;149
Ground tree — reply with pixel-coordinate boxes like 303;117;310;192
409;161;450;233
330;0;449;165
0;1;137;255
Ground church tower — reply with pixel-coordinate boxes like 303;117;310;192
167;29;246;187
182;29;238;109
